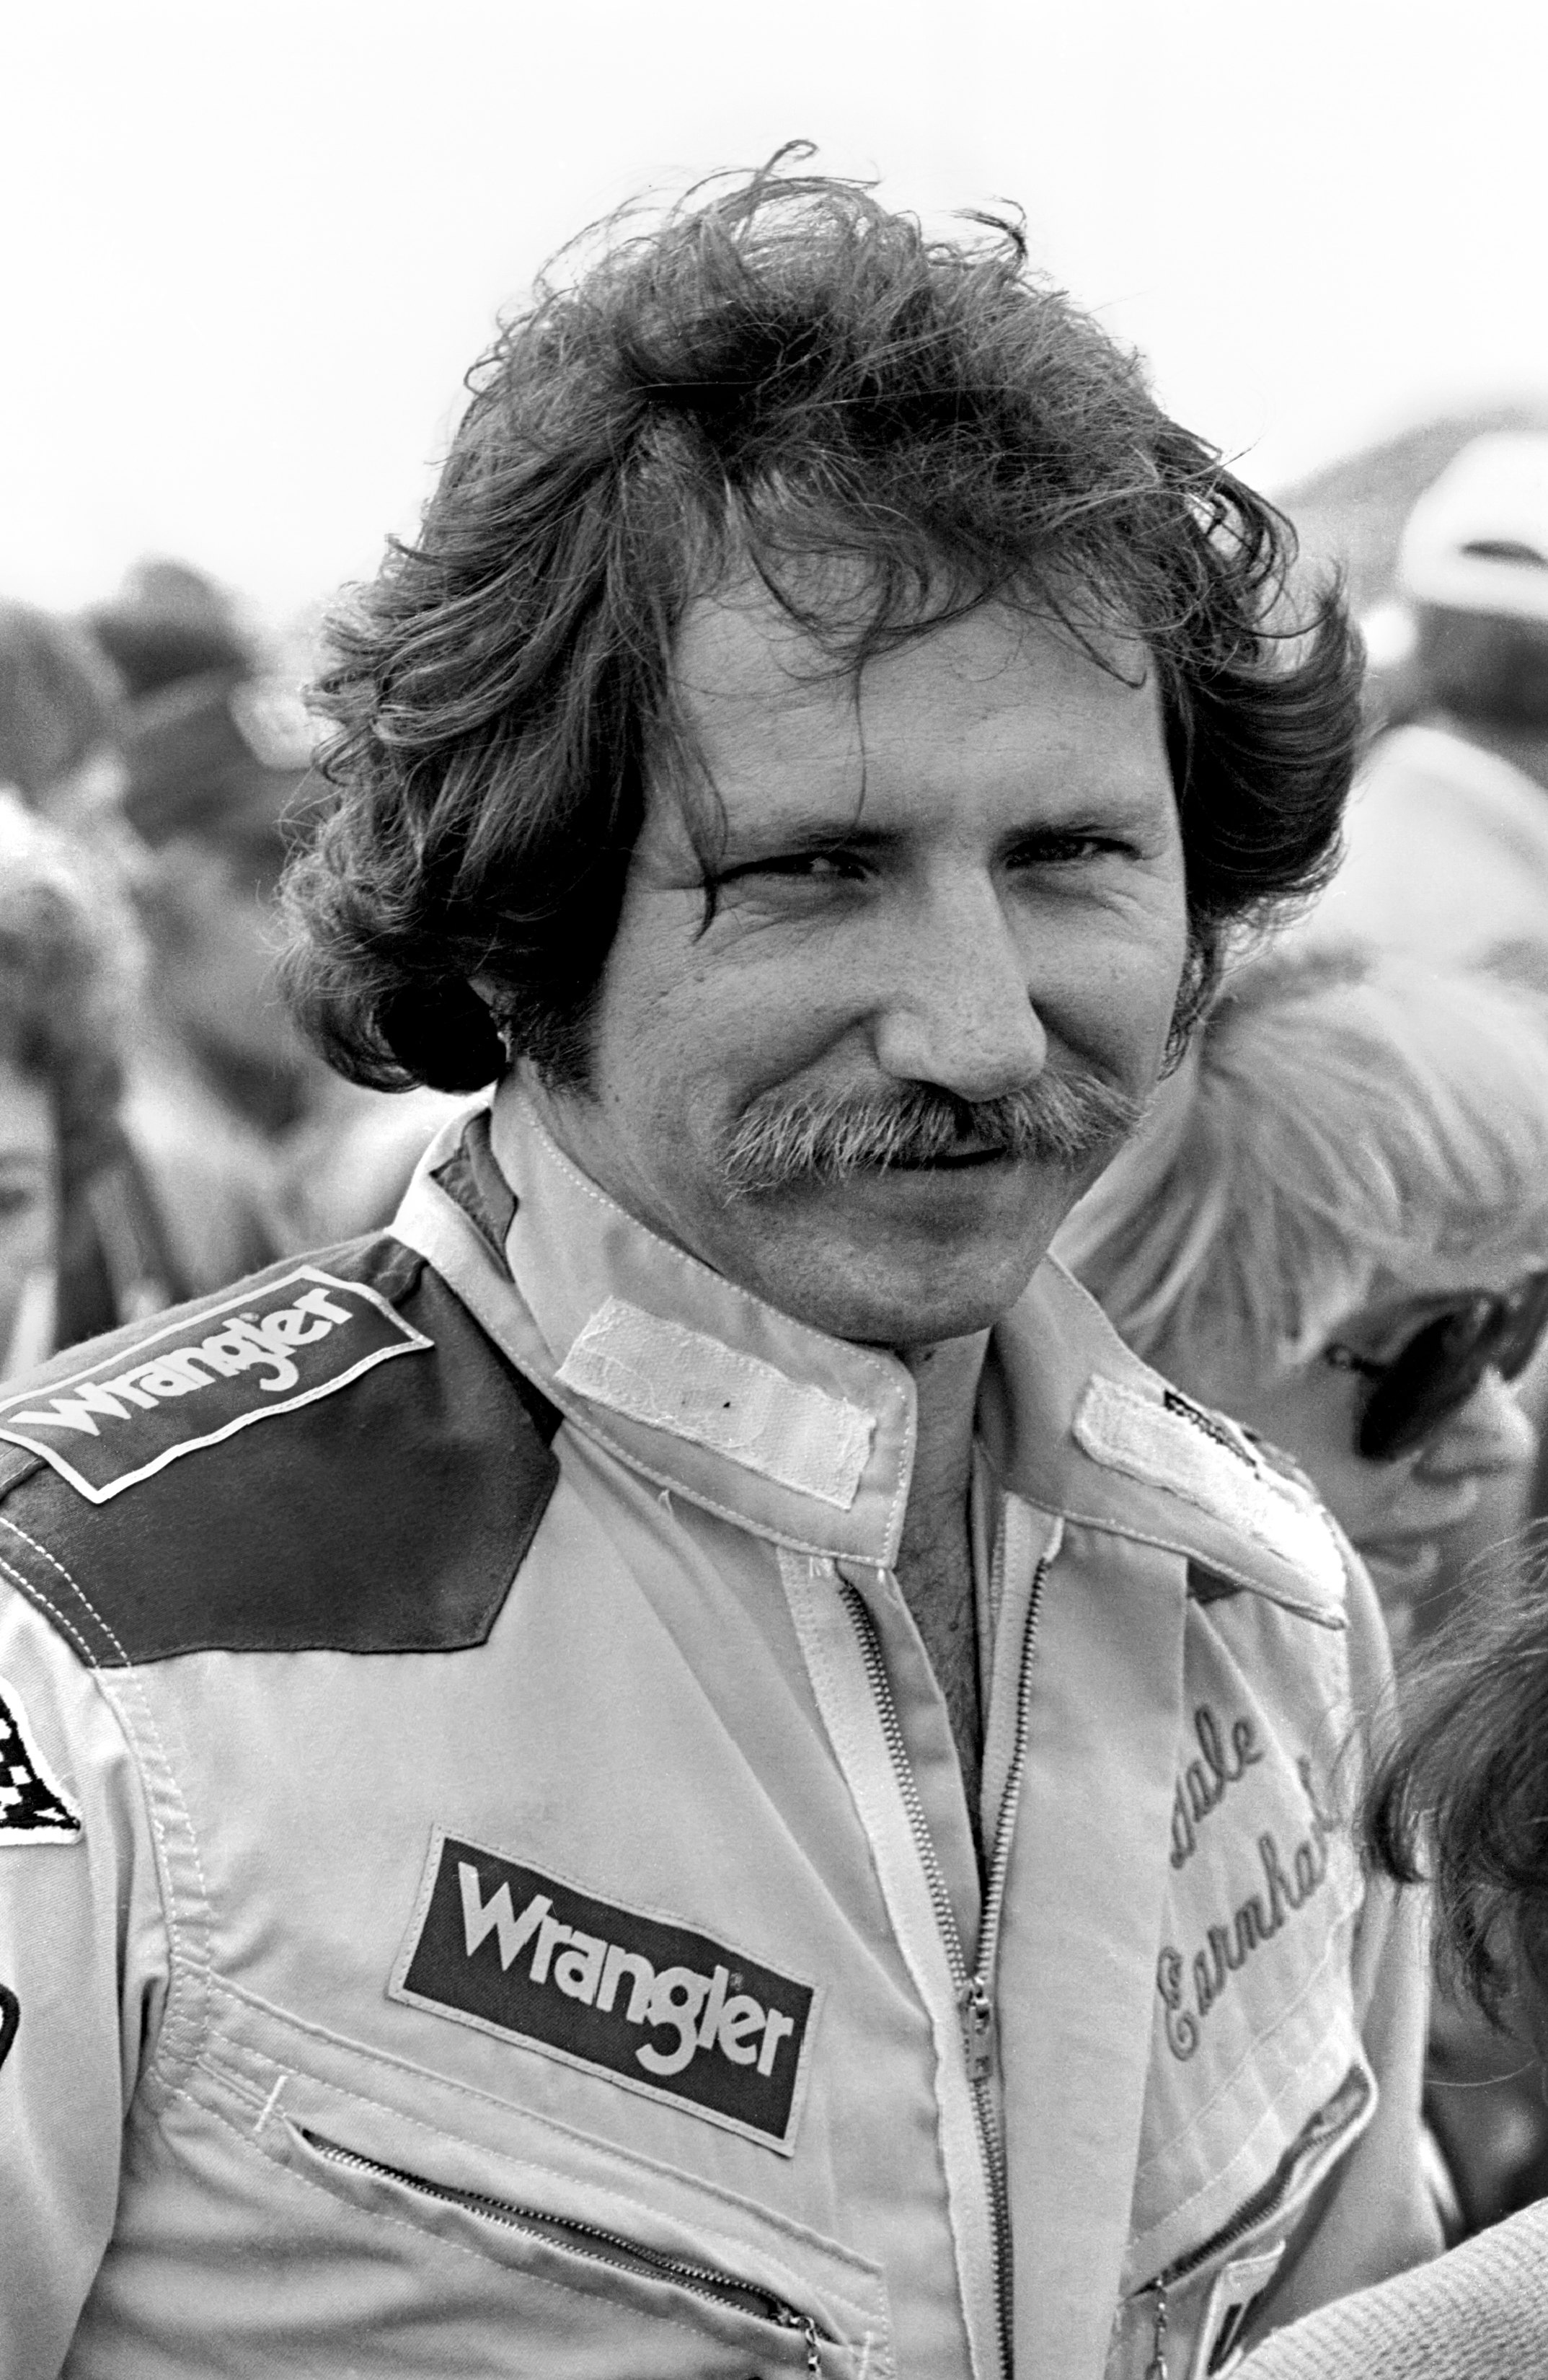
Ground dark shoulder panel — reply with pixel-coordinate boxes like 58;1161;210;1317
0;1235;561;1665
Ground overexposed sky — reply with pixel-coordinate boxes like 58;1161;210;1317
4;0;1547;619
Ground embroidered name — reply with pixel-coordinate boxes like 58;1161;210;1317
0;1267;431;1502
1157;1760;1340;2060
1170;1704;1265;1869
390;1833;819;2153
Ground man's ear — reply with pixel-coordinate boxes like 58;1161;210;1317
466;975;516;1068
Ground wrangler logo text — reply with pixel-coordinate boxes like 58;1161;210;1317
392;1834;818;2151
0;1267;430;1500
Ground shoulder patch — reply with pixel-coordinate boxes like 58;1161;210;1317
0;1266;430;1504
0;1678;82;1845
1073;1373;1347;1608
0;1238;563;1664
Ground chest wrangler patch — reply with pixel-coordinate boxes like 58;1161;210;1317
390;1831;821;2154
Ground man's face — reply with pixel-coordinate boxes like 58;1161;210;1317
534;589;1189;1349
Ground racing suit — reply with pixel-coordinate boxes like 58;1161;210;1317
0;1088;1438;2379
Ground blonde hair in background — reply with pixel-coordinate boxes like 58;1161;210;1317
1056;943;1548;1383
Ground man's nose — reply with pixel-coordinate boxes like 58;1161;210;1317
869;881;1048;1102
1418;1371;1538;1484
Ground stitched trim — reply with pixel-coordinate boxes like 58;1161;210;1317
1132;1877;1366;2194
1074;1377;1348;1612
1050;1507;1349;1631
555;1399;907;1569
0;1517;211;2083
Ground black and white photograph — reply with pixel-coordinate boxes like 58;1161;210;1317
4;5;1548;2374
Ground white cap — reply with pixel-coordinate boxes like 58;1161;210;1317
1398;433;1548;622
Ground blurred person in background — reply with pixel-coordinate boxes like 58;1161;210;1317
123;667;327;1140
0;599;125;831
1307;434;1548;974
0;598;285;1306
1058;944;1548;1626
87;556;260;703
123;666;464;1248
1058;940;1548;2233
1238;1552;1548;2377
1301;436;1548;1681
0;794;182;1365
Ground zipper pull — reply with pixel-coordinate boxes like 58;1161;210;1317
959;1973;996;2081
1145;2280;1169;2380
776;2309;822;2374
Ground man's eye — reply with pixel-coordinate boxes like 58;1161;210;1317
0;1186;43;1221
1010;832;1125;868
730;850;868;885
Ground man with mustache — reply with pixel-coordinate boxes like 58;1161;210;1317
0;165;1438;2379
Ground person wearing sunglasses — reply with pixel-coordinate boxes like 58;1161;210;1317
1058;942;1548;1642
1058;939;1548;2243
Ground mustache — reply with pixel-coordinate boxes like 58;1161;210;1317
722;1072;1147;1194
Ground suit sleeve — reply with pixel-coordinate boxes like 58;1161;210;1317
1243;1546;1444;2350
0;1588;169;2379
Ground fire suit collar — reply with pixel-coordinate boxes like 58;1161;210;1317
397;1092;918;1567
974;1259;1351;1625
393;1095;1350;1617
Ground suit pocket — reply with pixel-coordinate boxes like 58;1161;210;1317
180;2024;888;2379
1117;2063;1374;2380
286;2120;841;2374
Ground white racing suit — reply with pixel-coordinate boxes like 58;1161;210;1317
0;1089;1438;2379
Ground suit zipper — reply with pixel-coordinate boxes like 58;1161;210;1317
839;1540;1048;2375
301;2130;825;2372
1138;2064;1373;2377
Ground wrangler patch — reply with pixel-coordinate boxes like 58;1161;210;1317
391;1833;819;2152
0;1679;81;1844
0;1267;432;1502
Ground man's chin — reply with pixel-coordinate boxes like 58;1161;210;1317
726;1217;1056;1352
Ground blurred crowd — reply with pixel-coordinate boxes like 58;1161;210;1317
0;559;464;1374
9;425;1548;2311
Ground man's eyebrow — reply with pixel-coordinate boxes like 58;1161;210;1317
715;814;893;861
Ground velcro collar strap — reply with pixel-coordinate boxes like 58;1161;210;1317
392;1093;916;1569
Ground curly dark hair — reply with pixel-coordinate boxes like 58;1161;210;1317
1366;1541;1548;2027
283;154;1361;1095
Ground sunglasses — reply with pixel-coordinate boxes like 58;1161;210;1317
1323;1271;1548;1463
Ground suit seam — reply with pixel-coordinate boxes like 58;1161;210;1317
0;1517;212;2082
